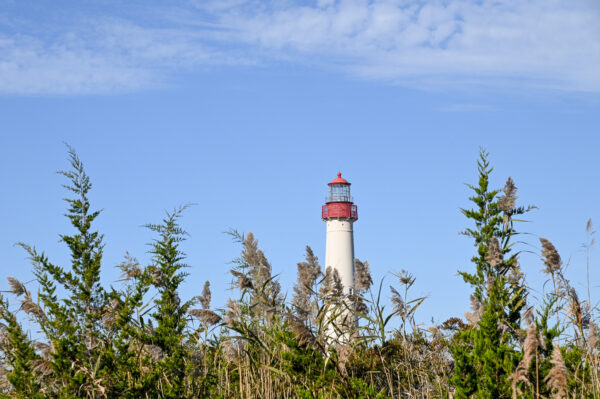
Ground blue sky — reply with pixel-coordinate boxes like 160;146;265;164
1;0;599;326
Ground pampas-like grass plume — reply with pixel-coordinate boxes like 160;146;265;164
390;286;405;317
589;321;598;353
498;177;518;212
540;238;562;275
34;341;52;360
465;294;483;326
31;358;53;378
486;237;503;271
566;286;590;331
189;309;222;326
117;252;141;280
224;298;241;328
510;323;539;399
354;259;373;292
320;266;343;300
199;280;211;310
545;345;568;399
230;269;253;290
0;364;10;391
20;292;46;321
287;314;315;346
6;277;27;297
292;246;321;323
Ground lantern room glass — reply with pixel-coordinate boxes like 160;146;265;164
328;184;351;202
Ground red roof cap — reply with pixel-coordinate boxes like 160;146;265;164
328;172;351;185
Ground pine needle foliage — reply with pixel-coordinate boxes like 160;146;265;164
140;206;195;398
0;295;42;398
451;148;532;399
11;146;113;398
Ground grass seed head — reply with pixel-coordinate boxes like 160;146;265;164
190;309;222;326
540;238;562;275
354;259;373;292
486;237;503;270
589;321;598;353
498;177;518;212
199;280;211;310
6;277;27;297
545;345;568;399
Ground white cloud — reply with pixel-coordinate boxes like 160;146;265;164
221;0;600;91
1;0;599;94
0;17;248;95
0;31;158;95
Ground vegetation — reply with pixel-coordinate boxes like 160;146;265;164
0;147;598;398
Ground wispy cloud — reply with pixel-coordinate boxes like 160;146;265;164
1;0;599;95
0;15;248;95
219;0;600;91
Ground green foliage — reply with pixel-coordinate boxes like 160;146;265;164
451;148;531;398
142;206;194;398
0;296;42;398
0;146;597;399
12;146;112;398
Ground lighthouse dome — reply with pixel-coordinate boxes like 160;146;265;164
328;172;350;186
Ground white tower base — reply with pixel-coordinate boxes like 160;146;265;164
324;218;355;343
325;218;355;295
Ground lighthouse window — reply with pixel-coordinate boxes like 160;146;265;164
329;185;351;202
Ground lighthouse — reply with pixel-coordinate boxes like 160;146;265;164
322;172;358;297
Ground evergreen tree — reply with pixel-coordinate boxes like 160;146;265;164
450;149;531;398
0;295;42;399
15;146;111;398
140;206;196;398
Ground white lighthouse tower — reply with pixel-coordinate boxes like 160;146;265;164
322;172;358;299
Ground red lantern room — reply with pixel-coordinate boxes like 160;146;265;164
322;173;358;220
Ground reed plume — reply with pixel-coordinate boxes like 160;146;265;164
199;280;211;310
6;277;27;297
354;258;373;292
486;236;503;271
510;323;539;399
292;246;321;323
545;345;568;399
498;177;518;211
540;238;562;275
589;321;598;354
464;294;483;326
189;309;222;326
117;252;141;280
